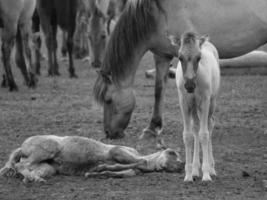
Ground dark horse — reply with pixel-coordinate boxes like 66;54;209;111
94;0;267;139
36;0;79;77
0;0;37;91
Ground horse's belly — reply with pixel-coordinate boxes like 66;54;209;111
165;0;267;58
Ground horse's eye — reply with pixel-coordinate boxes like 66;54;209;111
196;55;201;62
179;56;184;62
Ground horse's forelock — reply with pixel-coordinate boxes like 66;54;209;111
93;73;108;105
103;0;164;86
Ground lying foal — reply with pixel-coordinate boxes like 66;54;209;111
0;135;183;182
169;32;220;182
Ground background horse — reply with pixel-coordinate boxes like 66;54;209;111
36;0;79;77
0;135;183;182
0;0;37;91
93;0;267;139
170;32;220;182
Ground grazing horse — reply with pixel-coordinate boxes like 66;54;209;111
170;32;220;182
0;135;183;182
36;0;79;77
93;0;267;139
0;0;37;91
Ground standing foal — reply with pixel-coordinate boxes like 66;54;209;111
169;32;220;182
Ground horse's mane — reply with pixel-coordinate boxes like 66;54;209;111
93;0;164;105
181;32;198;45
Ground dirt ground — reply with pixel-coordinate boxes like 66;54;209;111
0;52;266;200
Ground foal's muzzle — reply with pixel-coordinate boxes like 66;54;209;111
184;80;196;93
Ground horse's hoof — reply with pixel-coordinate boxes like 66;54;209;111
9;83;18;92
70;73;78;78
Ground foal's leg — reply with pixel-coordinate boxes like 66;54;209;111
208;98;216;176
85;169;138;178
141;54;172;139
180;96;194;182
199;96;212;181
1;27;18;91
192;111;200;178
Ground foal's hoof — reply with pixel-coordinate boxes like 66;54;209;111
139;128;157;140
145;70;154;79
202;174;212;182
0;167;16;177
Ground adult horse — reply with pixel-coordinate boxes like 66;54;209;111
88;0;128;68
36;0;80;77
93;0;267;139
0;0;37;91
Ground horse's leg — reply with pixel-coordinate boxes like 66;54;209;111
1;28;18;91
141;54;172;139
192;110;200;178
20;23;37;88
32;9;42;75
199;96;212;181
61;31;68;58
15;27;30;86
85;169;137;178
180;96;194;182
52;23;60;76
208;98;216;176
67;24;77;78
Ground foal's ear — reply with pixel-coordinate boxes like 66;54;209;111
166;34;180;46
199;34;209;46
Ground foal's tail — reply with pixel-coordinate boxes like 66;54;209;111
0;148;23;177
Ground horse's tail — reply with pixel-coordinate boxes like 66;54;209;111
0;148;23;176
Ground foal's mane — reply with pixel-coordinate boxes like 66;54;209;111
93;0;164;105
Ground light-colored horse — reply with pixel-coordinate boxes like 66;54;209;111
0;0;37;91
93;0;267;139
169;32;220;182
0;135;183;182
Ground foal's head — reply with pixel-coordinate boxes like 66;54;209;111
169;32;208;93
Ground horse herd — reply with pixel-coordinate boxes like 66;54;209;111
0;0;267;183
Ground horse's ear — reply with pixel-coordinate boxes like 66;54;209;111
200;34;209;46
166;33;180;46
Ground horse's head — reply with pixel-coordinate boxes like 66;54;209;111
94;71;136;139
169;32;208;93
156;148;184;172
88;7;108;69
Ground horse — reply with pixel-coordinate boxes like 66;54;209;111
36;0;80;77
88;0;128;68
93;0;267;139
0;135;183;183
169;32;220;182
0;0;37;91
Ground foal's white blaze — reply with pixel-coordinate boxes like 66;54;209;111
174;32;220;182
